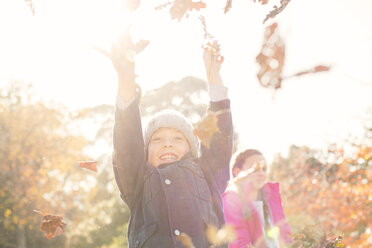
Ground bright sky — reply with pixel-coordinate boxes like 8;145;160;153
1;0;371;163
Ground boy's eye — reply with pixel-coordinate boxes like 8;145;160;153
151;137;161;142
175;136;184;141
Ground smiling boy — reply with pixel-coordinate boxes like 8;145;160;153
111;35;233;248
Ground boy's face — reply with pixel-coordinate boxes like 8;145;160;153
148;127;190;168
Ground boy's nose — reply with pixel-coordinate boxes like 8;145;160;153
163;138;173;147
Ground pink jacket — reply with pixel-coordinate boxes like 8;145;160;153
222;182;292;248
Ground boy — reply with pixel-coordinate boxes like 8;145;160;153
111;35;233;247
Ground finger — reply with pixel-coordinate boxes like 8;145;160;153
135;40;150;54
217;55;224;64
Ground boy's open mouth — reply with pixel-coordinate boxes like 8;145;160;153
159;153;178;161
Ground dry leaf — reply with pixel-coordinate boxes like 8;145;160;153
124;0;141;11
155;2;173;11
253;0;269;5
200;15;222;59
176;232;196;248
79;161;98;173
225;0;269;14
135;40;150;54
206;224;237;246
162;0;206;21
256;22;285;89
25;0;35;15
34;210;66;239
193;114;219;149
294;65;331;77
281;65;331;81
224;0;232;14
263;0;291;24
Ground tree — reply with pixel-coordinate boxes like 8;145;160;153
270;120;371;247
0;81;89;247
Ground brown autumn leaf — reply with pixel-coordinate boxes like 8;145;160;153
34;210;66;239
318;235;344;248
79;161;98;173
225;0;269;14
205;224;237;246
124;0;141;12
281;65;331;81
255;22;285;89
176;232;196;248
263;0;292;24
155;2;173;11
294;65;331;77
253;0;269;5
163;0;206;21
199;15;213;41
25;0;35;15
200;15;222;60
193;114;219;149
224;0;232;14
135;40;150;54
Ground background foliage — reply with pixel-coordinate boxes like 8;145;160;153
1;79;371;247
1;1;370;247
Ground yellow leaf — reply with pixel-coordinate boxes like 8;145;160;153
13;215;19;224
193;114;219;149
206;224;237;245
267;226;280;239
4;209;12;217
176;232;195;248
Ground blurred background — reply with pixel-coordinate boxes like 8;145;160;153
0;0;371;247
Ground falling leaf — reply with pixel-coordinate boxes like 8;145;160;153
267;226;280;239
225;0;269;13
224;0;232;13
256;24;330;89
193;114;219;149
256;22;285;90
205;224;237;246
176;232;196;248
25;0;35;15
252;0;269;5
263;0;292;24
124;0;141;11
200;15;222;60
155;1;173;11
34;210;66;239
158;0;206;21
293;65;331;77
79;161;98;173
280;65;331;81
135;40;150;54
4;209;12;217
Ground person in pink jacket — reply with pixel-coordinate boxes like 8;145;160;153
222;149;292;248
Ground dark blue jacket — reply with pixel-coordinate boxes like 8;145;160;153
113;97;233;248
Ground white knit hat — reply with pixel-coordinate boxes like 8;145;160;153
144;110;200;158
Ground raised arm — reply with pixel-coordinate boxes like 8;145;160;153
107;31;146;210
200;44;233;193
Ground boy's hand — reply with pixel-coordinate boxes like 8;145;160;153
203;40;224;86
98;30;136;78
97;29;148;102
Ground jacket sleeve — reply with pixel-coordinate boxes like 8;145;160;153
222;191;253;248
112;96;146;210
200;99;233;193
